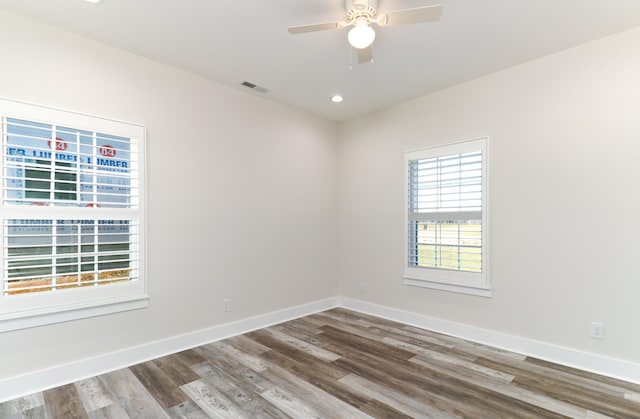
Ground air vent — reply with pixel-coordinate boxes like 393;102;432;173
240;81;269;94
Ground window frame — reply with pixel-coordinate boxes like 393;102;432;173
0;98;148;332
403;137;491;297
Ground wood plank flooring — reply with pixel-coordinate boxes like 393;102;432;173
2;308;640;418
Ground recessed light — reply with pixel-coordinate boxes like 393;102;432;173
331;94;344;103
84;0;102;4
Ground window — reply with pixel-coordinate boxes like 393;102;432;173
403;138;490;297
25;160;77;201
0;98;147;331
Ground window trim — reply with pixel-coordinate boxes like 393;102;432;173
0;98;148;331
403;137;491;297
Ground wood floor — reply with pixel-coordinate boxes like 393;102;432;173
2;308;640;418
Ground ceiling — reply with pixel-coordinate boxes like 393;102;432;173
1;0;640;122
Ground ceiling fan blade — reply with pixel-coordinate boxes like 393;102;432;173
357;45;373;64
288;21;342;34
383;4;443;26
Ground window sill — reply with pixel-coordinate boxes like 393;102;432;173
0;295;149;333
403;277;492;298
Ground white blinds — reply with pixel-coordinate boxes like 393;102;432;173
3;117;138;208
1;113;142;297
407;142;484;274
3;219;139;295
408;150;482;221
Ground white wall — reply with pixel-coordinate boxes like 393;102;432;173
338;26;640;363
0;10;338;380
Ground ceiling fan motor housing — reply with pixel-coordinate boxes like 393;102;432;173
346;0;378;21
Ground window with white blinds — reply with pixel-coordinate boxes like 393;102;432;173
5;219;138;295
0;98;147;331
404;138;490;297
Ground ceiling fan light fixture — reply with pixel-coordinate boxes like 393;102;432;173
348;19;375;49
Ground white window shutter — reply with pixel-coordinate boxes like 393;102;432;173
404;138;490;297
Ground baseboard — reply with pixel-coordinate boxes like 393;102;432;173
4;295;639;404
338;297;640;386
0;297;339;403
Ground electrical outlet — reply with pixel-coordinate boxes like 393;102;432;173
590;322;604;339
223;298;231;312
360;281;367;294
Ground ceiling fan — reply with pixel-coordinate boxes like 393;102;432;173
288;0;443;64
